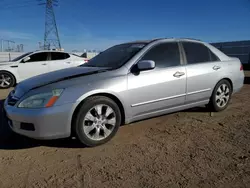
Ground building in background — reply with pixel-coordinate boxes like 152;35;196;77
0;39;24;52
211;40;250;64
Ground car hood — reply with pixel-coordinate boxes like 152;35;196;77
14;66;110;98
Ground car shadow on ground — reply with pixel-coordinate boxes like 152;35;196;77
182;106;211;113
0;99;85;150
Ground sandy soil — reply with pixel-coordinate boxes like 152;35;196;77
0;72;250;188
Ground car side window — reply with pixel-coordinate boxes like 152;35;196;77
26;52;48;62
140;42;181;68
210;51;220;62
182;42;220;64
50;52;70;60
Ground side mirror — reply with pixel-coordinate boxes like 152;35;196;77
137;60;155;71
22;56;30;63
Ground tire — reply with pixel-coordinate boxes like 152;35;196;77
73;96;121;147
208;79;232;112
0;71;15;89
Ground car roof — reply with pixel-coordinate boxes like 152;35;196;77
27;50;77;55
33;50;67;53
121;38;203;45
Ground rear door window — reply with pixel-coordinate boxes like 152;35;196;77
50;52;70;60
182;42;220;64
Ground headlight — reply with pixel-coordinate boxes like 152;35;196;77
18;89;64;108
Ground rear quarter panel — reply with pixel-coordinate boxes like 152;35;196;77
220;58;244;93
69;54;86;66
205;43;244;94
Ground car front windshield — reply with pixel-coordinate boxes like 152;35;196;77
11;52;32;62
80;43;146;69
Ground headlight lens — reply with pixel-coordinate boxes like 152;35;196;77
18;89;64;108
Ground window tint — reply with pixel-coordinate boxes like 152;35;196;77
26;52;48;62
141;42;180;68
81;53;87;58
210;51;220;62
182;42;220;64
51;52;70;60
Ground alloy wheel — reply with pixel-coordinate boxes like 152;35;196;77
83;104;116;141
215;84;230;108
0;74;12;88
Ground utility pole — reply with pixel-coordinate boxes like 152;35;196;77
41;0;61;50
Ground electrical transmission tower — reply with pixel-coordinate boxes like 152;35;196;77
42;0;61;50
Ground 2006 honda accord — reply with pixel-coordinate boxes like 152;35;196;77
4;38;244;147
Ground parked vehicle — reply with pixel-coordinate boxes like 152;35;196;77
0;50;87;89
4;38;244;147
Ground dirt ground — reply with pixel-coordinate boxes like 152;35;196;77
0;73;250;188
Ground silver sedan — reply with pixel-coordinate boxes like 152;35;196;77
4;38;245;147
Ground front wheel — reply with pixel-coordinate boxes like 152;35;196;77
0;72;15;89
73;96;121;147
209;80;232;112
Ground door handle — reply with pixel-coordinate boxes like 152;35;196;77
66;62;71;64
42;63;47;65
213;65;221;70
173;71;185;78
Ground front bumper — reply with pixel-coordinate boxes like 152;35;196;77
4;100;75;140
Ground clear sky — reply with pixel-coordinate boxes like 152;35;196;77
0;0;250;51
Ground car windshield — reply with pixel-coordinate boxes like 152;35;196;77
80;43;146;69
11;52;32;62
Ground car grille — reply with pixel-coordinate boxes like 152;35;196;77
7;90;19;106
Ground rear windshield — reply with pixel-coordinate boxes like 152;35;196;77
80;43;146;69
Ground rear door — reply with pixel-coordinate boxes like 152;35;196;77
48;52;73;71
127;42;187;118
181;41;222;104
18;52;49;80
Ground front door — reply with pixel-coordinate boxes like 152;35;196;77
18;52;49;80
127;42;186;118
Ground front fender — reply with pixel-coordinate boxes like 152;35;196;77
0;67;20;83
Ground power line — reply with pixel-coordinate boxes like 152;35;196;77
0;0;57;9
1;4;39;9
0;0;38;7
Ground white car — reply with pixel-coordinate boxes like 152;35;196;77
0;50;87;89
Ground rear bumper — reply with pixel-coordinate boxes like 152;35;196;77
4;100;75;140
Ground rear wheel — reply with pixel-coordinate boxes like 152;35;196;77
73;96;121;147
0;72;15;89
209;80;232;112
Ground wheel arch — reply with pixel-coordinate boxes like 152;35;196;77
208;77;233;112
217;77;233;91
209;77;233;102
0;70;17;85
70;92;126;136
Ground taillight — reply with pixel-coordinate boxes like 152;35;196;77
240;64;243;71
